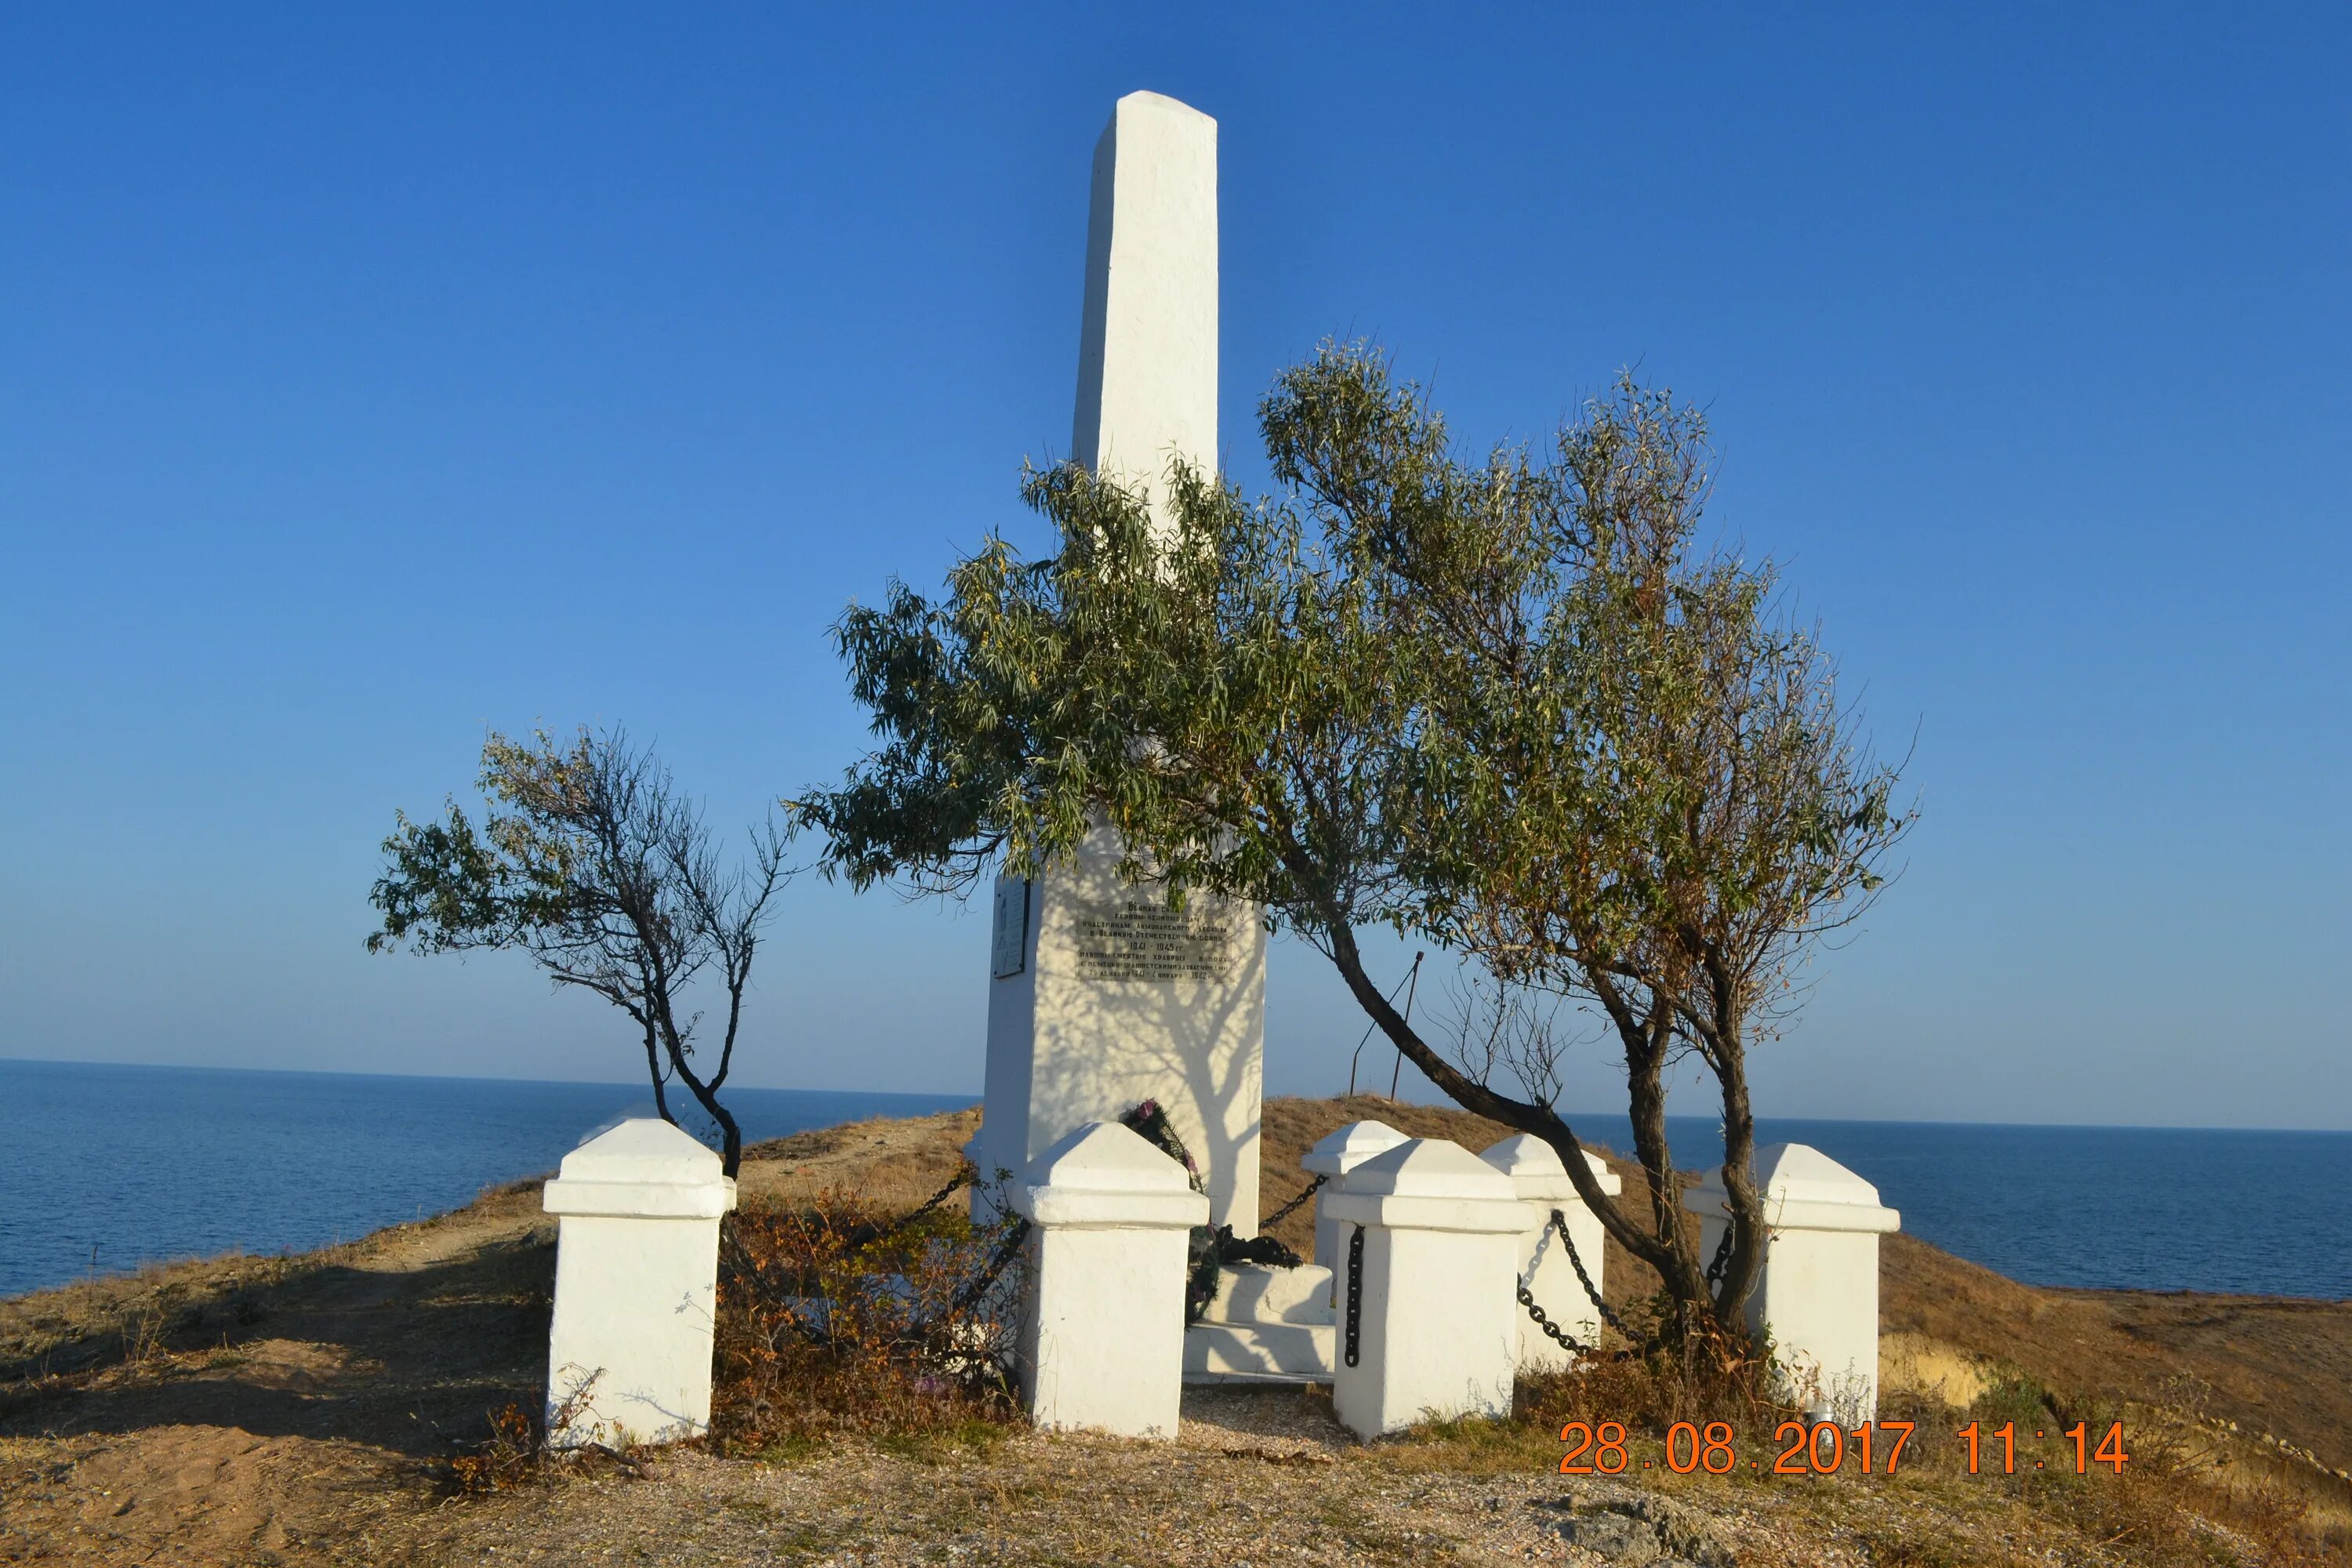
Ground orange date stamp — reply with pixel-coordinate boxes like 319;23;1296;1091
1559;1419;2131;1477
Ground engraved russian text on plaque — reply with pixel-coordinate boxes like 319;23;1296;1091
1071;896;1238;983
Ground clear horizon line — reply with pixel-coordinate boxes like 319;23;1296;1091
5;1054;2346;1139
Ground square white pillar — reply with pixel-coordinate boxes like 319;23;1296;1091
972;92;1267;1240
1481;1134;1623;1374
1011;1120;1210;1439
1301;1118;1410;1276
541;1117;738;1448
1322;1138;1534;1439
1685;1143;1900;1421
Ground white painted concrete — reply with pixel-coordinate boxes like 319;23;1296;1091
1481;1134;1622;1374
975;829;1265;1234
1183;1319;1335;1384
1301;1118;1409;1276
1184;1261;1338;1385
1208;1261;1334;1325
975;91;1267;1240
1011;1120;1209;1439
1072;89;1218;542
1685;1142;1900;1421
541;1117;737;1448
1323;1138;1535;1439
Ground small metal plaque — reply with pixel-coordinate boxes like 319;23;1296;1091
990;879;1031;979
1072;895;1238;983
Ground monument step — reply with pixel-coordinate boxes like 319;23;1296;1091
1181;1319;1335;1385
1207;1262;1335;1326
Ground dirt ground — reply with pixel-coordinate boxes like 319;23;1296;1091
3;1098;2347;1566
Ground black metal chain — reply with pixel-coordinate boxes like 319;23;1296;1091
1343;1225;1364;1368
947;1215;1033;1319
891;1167;975;1232
1552;1208;1628;1338
1704;1217;1737;1289
1261;1172;1326;1232
1515;1208;1606;1355
834;1166;978;1255
1515;1276;1592;1356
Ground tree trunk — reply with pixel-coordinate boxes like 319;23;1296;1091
662;1067;742;1178
640;1022;674;1123
1707;1015;1768;1331
1621;1033;1711;1309
1316;908;1690;1290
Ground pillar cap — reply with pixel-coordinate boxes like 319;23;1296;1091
543;1116;738;1220
1014;1121;1212;1230
1116;89;1216;128
1301;1118;1410;1177
1683;1142;1900;1234
1321;1137;1534;1235
1479;1134;1624;1201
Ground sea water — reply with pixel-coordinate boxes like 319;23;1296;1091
2;1058;2346;1301
0;1058;967;1300
1605;1112;2352;1302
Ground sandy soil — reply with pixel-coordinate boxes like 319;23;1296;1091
2;1097;2343;1566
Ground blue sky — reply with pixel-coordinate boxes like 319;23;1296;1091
2;5;2345;1129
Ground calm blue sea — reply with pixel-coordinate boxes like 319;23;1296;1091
1611;1112;2352;1303
2;1059;2347;1301
0;1059;970;1300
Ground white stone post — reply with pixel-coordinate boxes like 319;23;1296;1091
1684;1142;1900;1421
1481;1134;1623;1374
1011;1120;1210;1439
1323;1138;1534;1439
1301;1119;1409;1276
541;1117;738;1448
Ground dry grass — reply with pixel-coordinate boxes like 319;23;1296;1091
736;1105;982;1214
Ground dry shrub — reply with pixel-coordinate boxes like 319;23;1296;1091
1393;1316;1796;1474
443;1377;630;1497
121;1307;170;1369
1508;1291;1795;1451
446;1401;543;1496
709;1186;1024;1455
1519;1345;1787;1444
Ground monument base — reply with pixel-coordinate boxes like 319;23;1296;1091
971;826;1265;1235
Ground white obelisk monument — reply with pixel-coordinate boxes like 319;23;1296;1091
969;92;1266;1235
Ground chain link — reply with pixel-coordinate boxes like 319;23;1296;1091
897;1167;975;1230
1514;1208;1608;1356
1515;1276;1592;1356
1343;1225;1364;1368
833;1165;978;1256
947;1215;1032;1319
1704;1216;1737;1289
1261;1172;1326;1232
1551;1208;1627;1338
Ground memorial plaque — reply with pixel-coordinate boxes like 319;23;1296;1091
991;879;1030;978
1072;895;1238;983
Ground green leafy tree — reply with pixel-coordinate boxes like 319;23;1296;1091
368;728;790;1175
801;345;1910;1338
